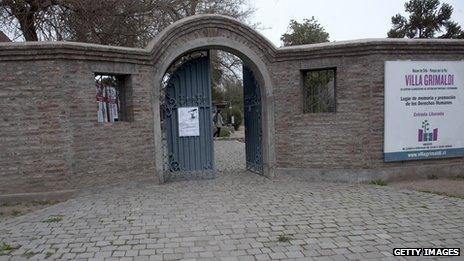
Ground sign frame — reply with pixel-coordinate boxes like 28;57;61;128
384;60;464;162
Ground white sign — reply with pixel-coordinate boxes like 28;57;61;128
384;61;464;162
178;107;200;137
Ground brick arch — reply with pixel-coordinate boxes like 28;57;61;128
149;14;277;182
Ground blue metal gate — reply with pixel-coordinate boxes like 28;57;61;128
163;53;215;181
243;65;263;174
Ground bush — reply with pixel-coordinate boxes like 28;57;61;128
219;129;231;138
211;127;231;138
368;179;388;186
224;107;243;131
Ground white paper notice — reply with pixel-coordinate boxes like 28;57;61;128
178;107;200;137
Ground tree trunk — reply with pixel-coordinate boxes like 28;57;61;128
18;12;39;41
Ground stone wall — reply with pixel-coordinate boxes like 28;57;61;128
1;15;464;196
0;44;157;195
272;42;464;181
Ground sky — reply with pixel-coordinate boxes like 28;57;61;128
252;0;464;47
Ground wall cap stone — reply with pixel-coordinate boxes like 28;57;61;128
2;14;463;63
280;38;464;52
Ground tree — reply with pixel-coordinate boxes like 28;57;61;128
388;0;464;39
223;77;244;110
0;0;64;41
1;0;252;114
0;0;252;91
0;0;255;46
281;17;329;46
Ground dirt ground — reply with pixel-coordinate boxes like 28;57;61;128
0;201;62;222
390;178;464;198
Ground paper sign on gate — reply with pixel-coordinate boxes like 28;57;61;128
178;107;200;137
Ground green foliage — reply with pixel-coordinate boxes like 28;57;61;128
419;190;464;199
281;17;330;46
369;179;388;186
211;51;225;99
43;216;63;223
1;243;13;255
277;235;293;243
304;70;336;113
30;200;60;206
22;250;36;258
212;76;244;113
223;79;244;112
11;210;22;217
211;85;224;103
224;107;243;130
219;129;231;138
388;0;464;39
212;127;231;137
0;200;58;208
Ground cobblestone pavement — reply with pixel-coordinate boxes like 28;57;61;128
214;140;245;171
1;171;463;260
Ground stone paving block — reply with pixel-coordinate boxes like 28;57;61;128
254;254;271;260
0;172;463;260
269;252;286;259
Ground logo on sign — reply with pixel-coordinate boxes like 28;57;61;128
418;120;438;142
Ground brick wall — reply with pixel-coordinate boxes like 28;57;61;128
0;46;156;194
273;46;464;180
0;60;70;193
1;15;464;195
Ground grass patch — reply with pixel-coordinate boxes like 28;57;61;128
451;174;464;180
419;190;464;200
212;126;232;138
45;251;53;259
22;250;36;258
219;129;231;138
277;235;293;243
43;215;63;223
368;179;388;186
1;200;60;208
11;210;22;217
1;243;13;255
0;242;20;255
30;200;60;206
427;174;439;180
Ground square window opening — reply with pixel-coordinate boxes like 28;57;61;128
302;68;336;113
95;74;132;123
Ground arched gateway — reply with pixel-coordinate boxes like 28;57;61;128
149;15;277;182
